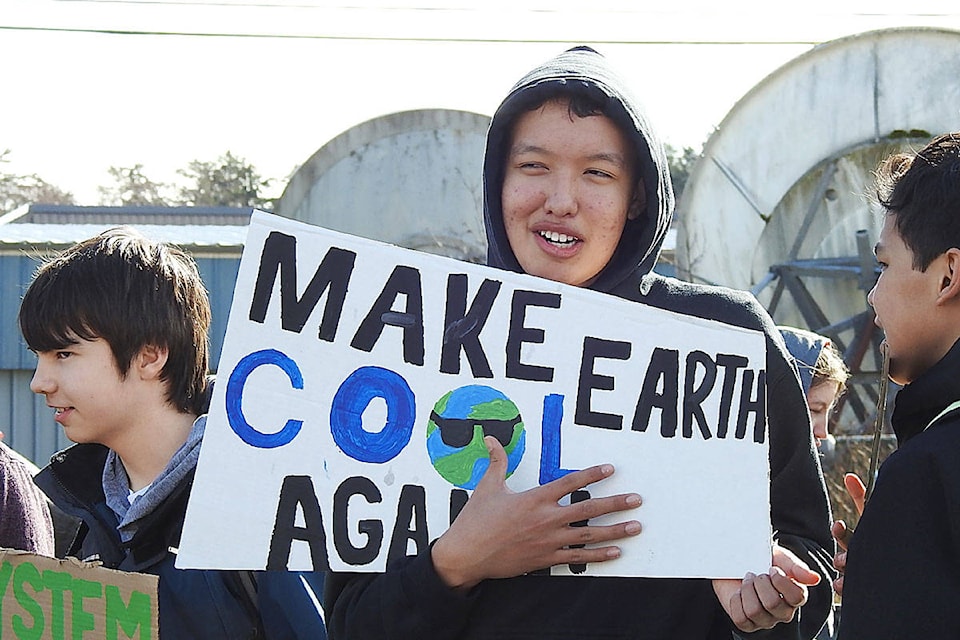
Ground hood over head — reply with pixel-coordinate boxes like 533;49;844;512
482;46;674;292
778;326;830;394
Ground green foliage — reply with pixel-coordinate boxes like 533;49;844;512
2;149;279;212
98;164;171;206
0;149;75;214
176;151;274;209
887;129;931;140
665;144;700;201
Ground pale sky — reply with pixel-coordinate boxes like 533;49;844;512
2;0;959;204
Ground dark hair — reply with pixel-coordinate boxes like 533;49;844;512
876;132;960;270
18;227;211;415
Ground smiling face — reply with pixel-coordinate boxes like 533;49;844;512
501;100;637;287
868;214;950;385
30;337;140;448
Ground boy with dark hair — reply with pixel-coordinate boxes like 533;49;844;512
20;227;326;639
326;46;834;639
834;133;960;639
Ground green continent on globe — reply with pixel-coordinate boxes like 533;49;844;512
426;386;525;489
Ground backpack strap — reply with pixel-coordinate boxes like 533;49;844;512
234;570;265;639
925;400;960;431
237;570;259;606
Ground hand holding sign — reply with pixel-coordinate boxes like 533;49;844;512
712;543;820;633
431;436;642;592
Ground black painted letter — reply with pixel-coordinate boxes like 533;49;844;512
736;370;767;443
387;485;429;568
267;475;330;571
351;265;425;366
506;290;560;382
250;233;356;341
575;337;631;430
332;476;384;566
440;275;500;377
682;351;717;439
715;354;748;438
632;348;679;436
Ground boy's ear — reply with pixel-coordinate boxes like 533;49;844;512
937;248;960;304
137;344;169;380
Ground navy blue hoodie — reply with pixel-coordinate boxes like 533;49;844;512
326;46;833;640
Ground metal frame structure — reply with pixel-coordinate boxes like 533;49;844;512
755;227;886;432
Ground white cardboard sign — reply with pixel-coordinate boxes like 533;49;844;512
178;210;771;578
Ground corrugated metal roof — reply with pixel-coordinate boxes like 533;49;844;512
0;204;255;226
0;223;248;255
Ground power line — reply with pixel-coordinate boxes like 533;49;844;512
49;0;960;19
10;3;958;44
55;0;338;7
0;24;825;45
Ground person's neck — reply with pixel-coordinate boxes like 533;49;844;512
929;326;960;377
113;409;197;492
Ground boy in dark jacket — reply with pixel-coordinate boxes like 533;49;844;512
834;133;960;639
326;46;834;640
19;227;326;639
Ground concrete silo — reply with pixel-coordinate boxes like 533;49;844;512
276;108;490;263
676;27;960;432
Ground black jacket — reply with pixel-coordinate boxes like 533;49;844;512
326;46;833;640
35;442;327;639
838;339;960;639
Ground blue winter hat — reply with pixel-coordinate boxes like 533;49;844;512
778;326;830;395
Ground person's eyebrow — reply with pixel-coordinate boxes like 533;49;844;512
873;241;883;256
509;143;547;156
588;152;629;168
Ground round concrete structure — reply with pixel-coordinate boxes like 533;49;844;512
676;27;960;295
277;108;491;262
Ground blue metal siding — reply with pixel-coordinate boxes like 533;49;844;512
0;251;241;467
0;254;46;370
195;256;242;371
0;370;70;466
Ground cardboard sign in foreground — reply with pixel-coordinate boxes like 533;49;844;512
179;211;772;578
0;548;158;640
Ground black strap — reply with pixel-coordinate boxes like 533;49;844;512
235;570;265;639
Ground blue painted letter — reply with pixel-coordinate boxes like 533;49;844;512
331;366;415;463
539;394;579;484
227;349;304;448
